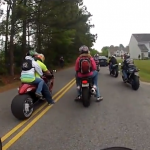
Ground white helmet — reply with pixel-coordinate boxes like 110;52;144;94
79;45;89;54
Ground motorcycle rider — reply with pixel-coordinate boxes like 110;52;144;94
94;53;99;61
121;53;133;82
109;55;118;71
34;53;55;105
20;50;44;98
75;45;103;102
59;56;64;68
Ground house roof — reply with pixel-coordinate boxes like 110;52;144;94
133;34;150;42
108;46;129;55
108;46;119;55
138;44;148;52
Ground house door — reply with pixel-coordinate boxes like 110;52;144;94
141;52;144;59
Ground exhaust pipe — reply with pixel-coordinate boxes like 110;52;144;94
77;86;80;90
91;88;96;95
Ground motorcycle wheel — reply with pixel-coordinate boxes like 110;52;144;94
114;69;118;77
131;75;140;90
82;88;91;107
11;94;34;120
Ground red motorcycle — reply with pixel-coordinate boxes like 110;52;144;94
11;70;56;120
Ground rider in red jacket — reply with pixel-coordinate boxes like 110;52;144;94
75;45;103;102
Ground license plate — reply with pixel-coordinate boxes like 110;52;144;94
135;72;139;76
82;83;89;87
100;60;104;62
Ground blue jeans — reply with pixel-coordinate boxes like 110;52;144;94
122;70;127;79
42;82;53;103
31;78;44;94
76;71;100;97
109;64;112;71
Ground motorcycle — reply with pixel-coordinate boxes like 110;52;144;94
80;77;96;107
11;70;56;120
109;63;119;77
119;63;140;90
95;59;100;72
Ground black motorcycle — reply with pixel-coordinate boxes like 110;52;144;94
119;63;140;90
110;64;119;77
80;77;96;107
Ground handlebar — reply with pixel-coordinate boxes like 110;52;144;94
43;74;54;79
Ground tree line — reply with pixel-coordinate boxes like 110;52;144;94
0;0;98;76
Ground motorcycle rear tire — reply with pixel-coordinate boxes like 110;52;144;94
114;69;118;77
82;88;91;107
132;75;140;90
11;94;34;120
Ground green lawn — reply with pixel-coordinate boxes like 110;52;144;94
117;59;150;82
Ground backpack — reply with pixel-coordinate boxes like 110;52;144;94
22;59;34;71
79;56;92;74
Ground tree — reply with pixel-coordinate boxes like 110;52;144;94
0;0;97;75
90;48;100;56
119;44;124;49
101;46;109;57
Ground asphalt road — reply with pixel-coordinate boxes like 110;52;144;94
1;67;150;150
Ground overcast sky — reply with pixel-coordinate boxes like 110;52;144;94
84;0;150;51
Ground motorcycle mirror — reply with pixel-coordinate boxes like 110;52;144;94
118;63;121;66
52;70;57;73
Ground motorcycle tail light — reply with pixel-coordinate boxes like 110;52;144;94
82;80;88;84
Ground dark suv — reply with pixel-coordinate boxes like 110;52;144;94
99;56;108;66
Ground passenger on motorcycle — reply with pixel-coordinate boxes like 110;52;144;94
109;55;118;71
122;53;134;82
34;54;55;105
75;45;103;102
94;54;99;61
20;50;44;98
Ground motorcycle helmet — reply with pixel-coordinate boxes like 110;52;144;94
35;54;45;62
79;45;89;54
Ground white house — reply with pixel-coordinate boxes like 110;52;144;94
114;49;126;56
129;34;150;59
108;46;129;57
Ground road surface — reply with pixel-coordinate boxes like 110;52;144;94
0;67;150;150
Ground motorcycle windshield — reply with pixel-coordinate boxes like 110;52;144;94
128;68;135;74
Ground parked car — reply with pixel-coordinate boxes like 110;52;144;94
99;56;108;66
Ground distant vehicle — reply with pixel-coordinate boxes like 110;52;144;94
99;56;108;66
